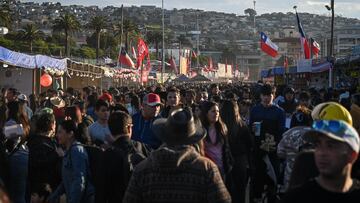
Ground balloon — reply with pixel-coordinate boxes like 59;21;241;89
40;73;52;87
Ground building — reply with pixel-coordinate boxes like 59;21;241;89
316;26;360;58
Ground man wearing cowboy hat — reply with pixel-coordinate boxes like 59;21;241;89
123;107;231;203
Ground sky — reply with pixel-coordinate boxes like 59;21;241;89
25;0;360;19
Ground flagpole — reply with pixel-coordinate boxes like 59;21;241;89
117;4;124;69
196;13;200;69
161;0;165;84
329;0;334;88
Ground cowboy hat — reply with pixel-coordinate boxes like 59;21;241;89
50;96;65;108
152;107;206;146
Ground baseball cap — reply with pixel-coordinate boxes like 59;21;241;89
17;94;28;101
305;120;360;153
311;102;352;126
99;93;113;103
143;93;161;106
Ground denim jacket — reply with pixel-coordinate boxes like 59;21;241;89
49;142;94;203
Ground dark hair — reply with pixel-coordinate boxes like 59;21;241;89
200;101;228;144
288;151;318;191
186;89;196;97
352;93;360;107
29;94;38;113
261;84;275;95
221;100;245;140
7;101;30;138
87;94;97;108
167;86;180;95
108;111;132;136
65;106;82;124
111;104;129;114
59;120;90;144
131;95;140;112
36;112;56;134
298;91;310;101
95;99;109;111
0;105;7;130
82;87;91;96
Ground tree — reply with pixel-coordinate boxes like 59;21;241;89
146;31;162;60
53;13;81;57
244;8;257;17
177;35;192;47
87;16;107;63
17;24;44;53
0;4;11;28
114;19;139;52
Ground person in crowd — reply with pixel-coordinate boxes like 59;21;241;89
65;106;92;145
281;120;360;202
249;84;286;203
160;87;182;118
27;108;62;202
5;101;30;203
287;150;318;191
0;104;9;187
88;99;111;146
209;84;221;99
28;94;38;114
86;94;98;121
49;120;95;203
350;93;360;134
5;88;18;103
123;108;231;202
200;101;233;182
73;100;94;127
82;87;92;101
185;89;196;107
104;111;148;203
297;91;312;109
221;100;253;203
124;92;135;115
131;93;162;149
49;96;66;123
17;94;33;120
239;99;252;125
290;105;313;128
279;87;298;116
99;92;113;104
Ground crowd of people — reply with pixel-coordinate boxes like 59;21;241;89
0;81;360;203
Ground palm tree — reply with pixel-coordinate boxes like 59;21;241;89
0;4;11;28
53;13;81;57
17;24;43;53
114;19;139;52
146;31;162;59
88;16;107;62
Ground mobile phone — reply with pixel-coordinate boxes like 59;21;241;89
3;124;24;139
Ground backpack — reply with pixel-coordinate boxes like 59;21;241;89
110;141;146;185
83;145;105;203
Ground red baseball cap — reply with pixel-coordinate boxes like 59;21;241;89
143;93;161;106
99;93;112;103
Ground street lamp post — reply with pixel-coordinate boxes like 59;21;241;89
161;0;165;84
326;0;334;88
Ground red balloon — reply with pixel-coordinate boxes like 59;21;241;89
40;73;53;87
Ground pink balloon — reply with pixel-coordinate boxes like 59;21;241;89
40;73;53;87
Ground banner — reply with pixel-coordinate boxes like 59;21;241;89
0;46;67;71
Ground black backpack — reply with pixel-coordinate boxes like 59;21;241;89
110;142;146;185
83;145;105;203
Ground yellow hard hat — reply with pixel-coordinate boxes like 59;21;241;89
311;102;353;126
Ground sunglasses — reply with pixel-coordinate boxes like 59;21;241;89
312;120;343;135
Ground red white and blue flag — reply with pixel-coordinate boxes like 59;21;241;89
260;32;278;57
119;47;135;68
311;38;320;57
296;12;311;59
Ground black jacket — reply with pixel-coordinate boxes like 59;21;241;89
103;136;149;203
27;134;62;195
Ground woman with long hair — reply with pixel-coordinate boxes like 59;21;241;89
5;101;30;203
221;100;253;203
200;101;233;179
49;120;95;203
65;106;92;145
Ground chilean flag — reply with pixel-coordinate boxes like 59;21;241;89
296;12;311;59
119;47;135;68
311;38;320;57
260;32;278;57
